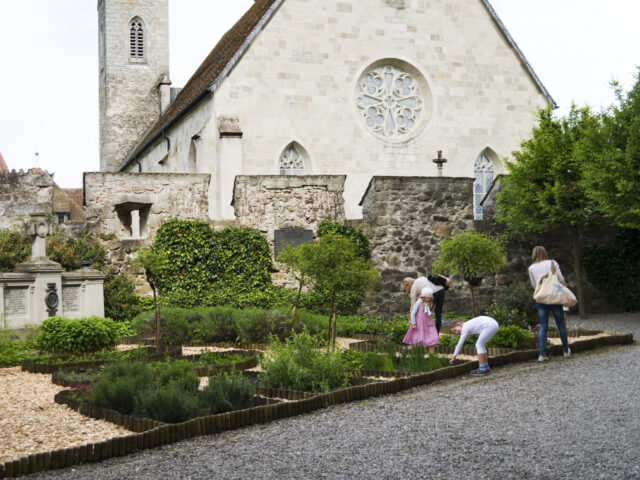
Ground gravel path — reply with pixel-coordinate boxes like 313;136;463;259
27;313;640;480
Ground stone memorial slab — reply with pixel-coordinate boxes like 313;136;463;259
274;227;313;258
4;287;29;322
62;285;81;315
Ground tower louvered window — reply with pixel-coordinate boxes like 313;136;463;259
130;20;144;59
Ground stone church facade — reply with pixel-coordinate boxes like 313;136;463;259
99;0;554;221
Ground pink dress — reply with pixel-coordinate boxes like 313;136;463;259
402;302;439;347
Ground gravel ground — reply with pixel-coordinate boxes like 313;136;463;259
27;313;640;480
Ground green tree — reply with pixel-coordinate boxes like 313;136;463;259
432;231;506;316
496;107;604;318
0;230;30;271
134;248;168;352
278;235;378;349
582;70;640;230
103;267;141;322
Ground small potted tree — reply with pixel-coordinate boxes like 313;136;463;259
432;231;506;316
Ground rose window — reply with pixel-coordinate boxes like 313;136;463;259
356;65;423;139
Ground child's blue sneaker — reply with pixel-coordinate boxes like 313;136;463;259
470;368;489;376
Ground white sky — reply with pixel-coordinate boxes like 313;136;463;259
0;0;638;188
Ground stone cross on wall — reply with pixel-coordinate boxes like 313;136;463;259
432;150;448;177
24;212;53;260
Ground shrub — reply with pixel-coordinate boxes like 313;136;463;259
89;361;155;414
360;351;395;371
0;230;30;272
89;360;255;422
487;325;535;350
133;306;326;346
485;286;538;329
151;220;272;306
259;331;349;392
103;267;142;322
317;220;371;260
36;316;119;352
46;229;105;270
396;348;446;373
200;373;255;414
583;229;640;312
0;330;36;367
136;382;203;423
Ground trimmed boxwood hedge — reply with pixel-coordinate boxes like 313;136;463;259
150;220;272;306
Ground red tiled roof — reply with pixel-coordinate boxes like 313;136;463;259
0;152;8;173
120;0;281;170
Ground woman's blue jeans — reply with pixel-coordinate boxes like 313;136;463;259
536;302;569;356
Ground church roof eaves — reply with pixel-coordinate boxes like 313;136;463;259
119;0;283;171
480;0;557;109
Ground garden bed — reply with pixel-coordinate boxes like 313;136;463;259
0;331;634;478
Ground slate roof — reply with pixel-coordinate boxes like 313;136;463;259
119;0;555;171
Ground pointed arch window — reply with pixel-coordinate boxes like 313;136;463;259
474;152;494;220
129;19;144;59
279;143;305;175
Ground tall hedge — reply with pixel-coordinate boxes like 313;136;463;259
151;220;272;306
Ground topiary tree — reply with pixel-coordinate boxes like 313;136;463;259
134;248;168;352
432;231;506;316
103;267;141;322
278;235;378;349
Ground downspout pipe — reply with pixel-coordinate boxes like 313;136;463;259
162;130;170;154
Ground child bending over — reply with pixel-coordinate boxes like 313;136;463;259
449;316;499;376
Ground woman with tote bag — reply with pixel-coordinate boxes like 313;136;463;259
529;246;571;362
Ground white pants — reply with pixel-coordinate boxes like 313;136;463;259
476;320;499;355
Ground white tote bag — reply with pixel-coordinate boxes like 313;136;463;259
533;261;578;307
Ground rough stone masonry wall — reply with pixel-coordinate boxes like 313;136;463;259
233;175;346;287
356;176;476;316
84;172;210;292
0;169;54;231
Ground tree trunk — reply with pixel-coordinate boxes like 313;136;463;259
469;283;477;317
328;292;336;351
332;306;337;350
572;229;587;319
152;286;161;354
292;283;303;320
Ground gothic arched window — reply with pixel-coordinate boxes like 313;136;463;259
474;153;494;220
129;19;144;59
279;143;305;175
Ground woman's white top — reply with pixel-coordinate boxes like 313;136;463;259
528;260;565;288
453;316;499;357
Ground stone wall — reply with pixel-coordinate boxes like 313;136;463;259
232;175;346;286
84;172;210;291
356;176;476;316
0;169;54;231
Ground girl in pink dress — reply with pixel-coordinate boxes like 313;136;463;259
402;287;439;352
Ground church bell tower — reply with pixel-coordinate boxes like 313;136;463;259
98;0;169;172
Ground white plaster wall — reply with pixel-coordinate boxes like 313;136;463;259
212;0;549;218
130;0;551;220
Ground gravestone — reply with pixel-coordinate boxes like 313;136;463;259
0;213;105;330
274;227;313;259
